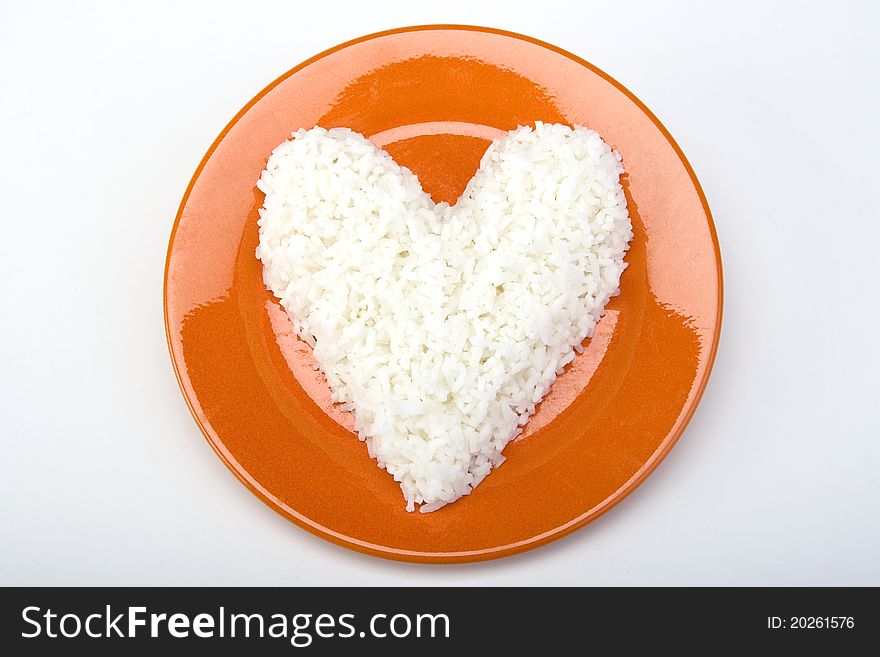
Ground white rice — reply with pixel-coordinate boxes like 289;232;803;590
256;123;632;512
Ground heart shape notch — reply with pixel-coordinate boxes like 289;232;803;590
256;123;633;512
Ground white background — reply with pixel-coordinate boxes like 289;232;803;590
1;0;878;586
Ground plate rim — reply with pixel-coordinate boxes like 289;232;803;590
163;23;724;564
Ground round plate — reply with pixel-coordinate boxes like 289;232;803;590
164;25;722;563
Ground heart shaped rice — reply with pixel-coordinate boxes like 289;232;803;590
256;123;632;512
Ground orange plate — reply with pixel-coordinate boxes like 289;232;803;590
164;25;722;563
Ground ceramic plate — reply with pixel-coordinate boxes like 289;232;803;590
164;25;722;563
